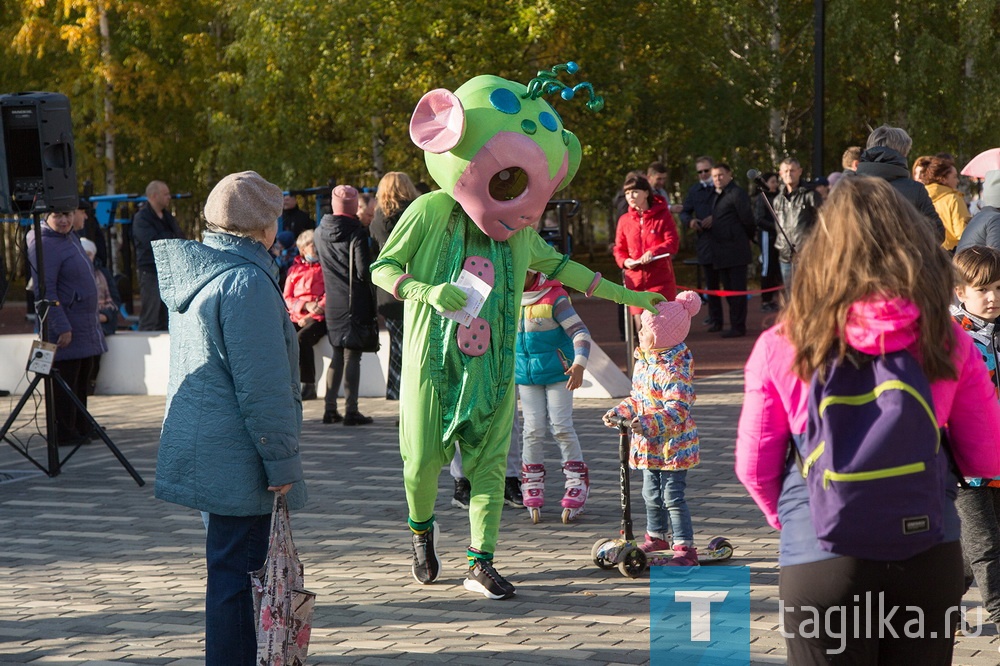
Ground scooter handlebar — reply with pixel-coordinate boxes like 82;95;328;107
606;415;631;430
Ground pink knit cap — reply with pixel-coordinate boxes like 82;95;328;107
332;185;359;216
640;291;701;349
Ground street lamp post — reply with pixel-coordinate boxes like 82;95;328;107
813;0;825;179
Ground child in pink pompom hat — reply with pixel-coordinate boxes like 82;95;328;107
603;290;702;565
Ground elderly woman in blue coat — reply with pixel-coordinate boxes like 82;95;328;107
152;171;307;665
27;208;108;446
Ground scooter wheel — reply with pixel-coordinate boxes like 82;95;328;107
592;538;616;570
618;545;647;578
706;537;734;561
529;507;541;524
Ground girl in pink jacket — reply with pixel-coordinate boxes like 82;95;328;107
736;177;1000;664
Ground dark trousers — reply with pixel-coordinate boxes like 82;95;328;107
52;355;95;441
956;486;1000;623
138;269;168;331
779;542;964;665
205;512;270;666
705;264;748;333
296;318;327;384
325;345;362;416
88;353;102;395
760;231;783;304
384;317;404;400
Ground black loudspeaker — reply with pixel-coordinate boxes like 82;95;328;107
0;92;77;214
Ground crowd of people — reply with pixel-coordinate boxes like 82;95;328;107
604;124;1000;662
613;125;995;340
23;112;1000;663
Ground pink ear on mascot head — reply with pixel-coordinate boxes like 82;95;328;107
409;89;466;154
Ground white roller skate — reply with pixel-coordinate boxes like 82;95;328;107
561;460;589;524
522;463;545;524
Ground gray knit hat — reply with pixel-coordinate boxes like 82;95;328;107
204;171;283;234
983;170;1000;209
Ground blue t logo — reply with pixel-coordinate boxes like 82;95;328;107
651;566;750;665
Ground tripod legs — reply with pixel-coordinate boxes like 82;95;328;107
0;370;144;486
0;374;54;476
49;370;145;486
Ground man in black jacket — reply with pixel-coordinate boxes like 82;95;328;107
681;156;717;276
855;125;945;243
280;193;315;240
133;180;184;331
772;157;822;291
705;164;756;337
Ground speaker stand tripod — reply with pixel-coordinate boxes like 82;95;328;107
0;211;144;486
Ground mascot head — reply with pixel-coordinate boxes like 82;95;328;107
409;62;603;241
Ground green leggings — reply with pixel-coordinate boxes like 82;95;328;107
399;373;516;554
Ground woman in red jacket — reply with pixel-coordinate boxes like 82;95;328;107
613;173;680;333
282;229;326;400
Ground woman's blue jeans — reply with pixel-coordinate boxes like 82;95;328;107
641;469;694;546
206;512;271;665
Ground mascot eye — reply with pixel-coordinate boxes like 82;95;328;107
538;111;559;132
489;88;522;115
488;168;529;201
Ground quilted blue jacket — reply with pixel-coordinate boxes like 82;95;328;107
152;233;306;516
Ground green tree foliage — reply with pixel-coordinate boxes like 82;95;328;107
3;0;219;197
2;0;999;215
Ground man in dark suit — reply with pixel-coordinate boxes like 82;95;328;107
681;156;717;326
705;163;755;338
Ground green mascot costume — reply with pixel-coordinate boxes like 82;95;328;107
371;63;663;599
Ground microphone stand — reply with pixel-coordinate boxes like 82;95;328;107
753;176;797;259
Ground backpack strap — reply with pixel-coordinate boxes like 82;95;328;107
939;429;971;490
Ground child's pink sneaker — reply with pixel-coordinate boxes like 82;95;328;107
639;534;671;553
663;544;699;566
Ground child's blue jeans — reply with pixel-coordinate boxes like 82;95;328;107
642;469;693;546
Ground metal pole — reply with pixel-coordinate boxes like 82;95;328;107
813;0;825;179
31;211;61;475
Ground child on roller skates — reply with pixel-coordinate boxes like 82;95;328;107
516;270;592;523
604;291;701;565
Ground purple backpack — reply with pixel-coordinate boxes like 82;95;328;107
799;349;949;560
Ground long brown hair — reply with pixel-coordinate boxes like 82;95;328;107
783;176;956;382
376;172;420;217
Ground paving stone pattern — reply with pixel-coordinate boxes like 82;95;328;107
1;374;998;665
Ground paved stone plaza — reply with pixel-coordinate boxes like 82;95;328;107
1;374;999;665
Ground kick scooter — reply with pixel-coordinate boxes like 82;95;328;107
591;416;734;578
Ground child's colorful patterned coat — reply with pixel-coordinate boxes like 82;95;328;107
607;343;700;471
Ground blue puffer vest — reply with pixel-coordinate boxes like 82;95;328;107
515;282;574;386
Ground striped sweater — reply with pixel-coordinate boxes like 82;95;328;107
608;343;700;471
515;275;591;386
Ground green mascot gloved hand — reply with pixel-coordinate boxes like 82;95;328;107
624;290;666;314
591;279;665;314
398;278;469;313
426;284;468;312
